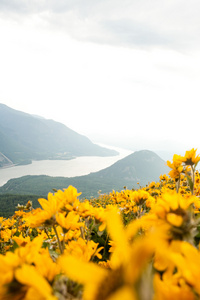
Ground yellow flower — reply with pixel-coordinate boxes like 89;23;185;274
1;228;14;242
1;218;15;228
167;154;183;181
166;213;183;227
154;271;195;300
130;190;151;206
65;238;104;262
180;148;200;166
168;241;200;297
159;174;169;181
152;191;193;219
15;264;57;300
150;191;197;242
58;208;155;300
0;251;21;286
32;248;61;283
56;211;84;231
26;208;54;228
64;198;80;212
0;233;58;299
92;206;107;231
27;187;81;228
38;192;62;216
55;185;82;208
12;234;31;247
78;200;95;218
159;241;200;299
98;260;111;269
58;254;108;300
51;185;82;213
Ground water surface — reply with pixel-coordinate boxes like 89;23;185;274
0;144;133;186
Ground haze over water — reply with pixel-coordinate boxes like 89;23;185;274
0;145;133;187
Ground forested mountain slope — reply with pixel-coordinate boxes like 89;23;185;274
0;103;117;165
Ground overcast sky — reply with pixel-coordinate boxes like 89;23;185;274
0;0;200;153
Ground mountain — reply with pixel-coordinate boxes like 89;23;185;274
0;103;118;165
0;152;14;168
0;150;169;198
90;149;169;187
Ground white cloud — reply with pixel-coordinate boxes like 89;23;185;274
0;1;200;152
1;0;200;50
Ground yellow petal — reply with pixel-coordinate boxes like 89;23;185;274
58;254;108;285
15;264;55;299
106;208;129;253
107;285;137;300
167;213;183;227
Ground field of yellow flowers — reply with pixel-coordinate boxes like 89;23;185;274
1;148;200;299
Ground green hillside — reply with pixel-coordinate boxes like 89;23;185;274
0;194;42;218
92;149;169;186
0;103;118;165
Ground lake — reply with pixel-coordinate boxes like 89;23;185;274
0;144;133;187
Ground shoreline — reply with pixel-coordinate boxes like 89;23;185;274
0;145;133;187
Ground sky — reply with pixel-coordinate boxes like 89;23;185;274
0;0;200;155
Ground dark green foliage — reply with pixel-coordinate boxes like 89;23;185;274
0;194;42;217
91;228;110;262
0;175;111;199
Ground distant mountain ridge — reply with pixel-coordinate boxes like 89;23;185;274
0;103;118;165
0;150;169;198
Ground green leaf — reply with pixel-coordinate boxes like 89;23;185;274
186;175;194;192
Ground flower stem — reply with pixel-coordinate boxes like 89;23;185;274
191;165;195;195
53;224;63;254
176;178;180;193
